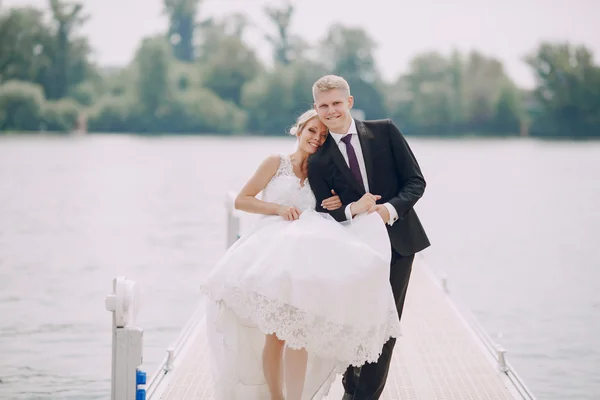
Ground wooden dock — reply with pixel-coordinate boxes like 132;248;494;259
144;258;535;400
105;194;536;400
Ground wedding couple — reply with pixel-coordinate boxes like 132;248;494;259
200;75;430;400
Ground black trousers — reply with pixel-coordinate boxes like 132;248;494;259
342;250;415;399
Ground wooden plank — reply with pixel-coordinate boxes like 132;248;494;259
157;262;516;399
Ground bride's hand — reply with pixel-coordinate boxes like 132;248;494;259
277;205;302;221
321;189;342;210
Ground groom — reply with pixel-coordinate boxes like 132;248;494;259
307;75;430;400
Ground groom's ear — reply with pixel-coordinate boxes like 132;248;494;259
348;95;354;109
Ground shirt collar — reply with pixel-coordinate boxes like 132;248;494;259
329;118;357;144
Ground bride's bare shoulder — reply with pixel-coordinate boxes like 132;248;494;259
260;154;282;170
253;154;282;179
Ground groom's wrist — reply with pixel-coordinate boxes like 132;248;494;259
345;203;354;221
383;202;398;226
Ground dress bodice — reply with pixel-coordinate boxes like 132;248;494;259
261;155;316;212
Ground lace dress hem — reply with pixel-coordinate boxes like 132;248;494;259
202;284;402;368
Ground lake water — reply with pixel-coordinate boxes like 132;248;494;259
0;134;598;399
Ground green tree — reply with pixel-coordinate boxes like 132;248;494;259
263;1;295;65
526;42;600;136
101;66;135;97
164;0;201;62
87;94;137;133
168;88;248;133
388;50;523;135
170;61;201;92
0;80;45;131
43;98;80;132
493;85;522;134
46;0;90;100
402;52;454;133
68;81;97;106
320;24;386;119
134;36;172;130
242;60;327;134
0;7;54;87
448;50;465;127
462;51;511;129
198;19;261;106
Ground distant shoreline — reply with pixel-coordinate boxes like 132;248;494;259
1;130;599;141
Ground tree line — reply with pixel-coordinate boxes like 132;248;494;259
1;0;599;138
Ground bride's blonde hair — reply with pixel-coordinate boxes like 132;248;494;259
289;109;319;137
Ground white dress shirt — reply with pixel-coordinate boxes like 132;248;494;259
329;119;399;226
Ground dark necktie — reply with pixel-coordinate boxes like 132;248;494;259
340;134;365;191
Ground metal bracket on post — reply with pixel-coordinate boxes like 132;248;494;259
164;346;175;372
441;273;449;294
105;276;145;400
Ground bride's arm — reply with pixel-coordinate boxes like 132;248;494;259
234;155;297;218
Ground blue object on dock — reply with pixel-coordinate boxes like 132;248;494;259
136;369;147;385
136;369;147;400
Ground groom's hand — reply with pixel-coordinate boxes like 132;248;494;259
350;193;381;216
368;204;390;223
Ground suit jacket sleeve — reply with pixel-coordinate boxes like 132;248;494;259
386;119;426;219
307;158;348;223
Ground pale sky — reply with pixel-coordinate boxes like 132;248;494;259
3;0;600;88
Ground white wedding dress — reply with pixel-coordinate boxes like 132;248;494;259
200;155;401;399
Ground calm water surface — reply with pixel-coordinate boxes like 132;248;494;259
0;135;598;399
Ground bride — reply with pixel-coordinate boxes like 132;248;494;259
200;109;401;400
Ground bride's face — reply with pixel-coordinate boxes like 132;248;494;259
298;118;328;154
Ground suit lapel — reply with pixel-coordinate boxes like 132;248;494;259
323;134;365;194
355;120;375;192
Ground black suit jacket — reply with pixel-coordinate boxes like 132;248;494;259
308;119;430;256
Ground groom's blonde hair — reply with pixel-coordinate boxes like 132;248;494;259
312;75;351;101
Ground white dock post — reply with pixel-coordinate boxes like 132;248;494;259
105;276;145;400
225;191;240;248
496;345;509;373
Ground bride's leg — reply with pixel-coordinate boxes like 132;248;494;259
284;346;308;400
263;333;285;400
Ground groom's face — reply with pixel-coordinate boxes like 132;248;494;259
314;89;354;133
